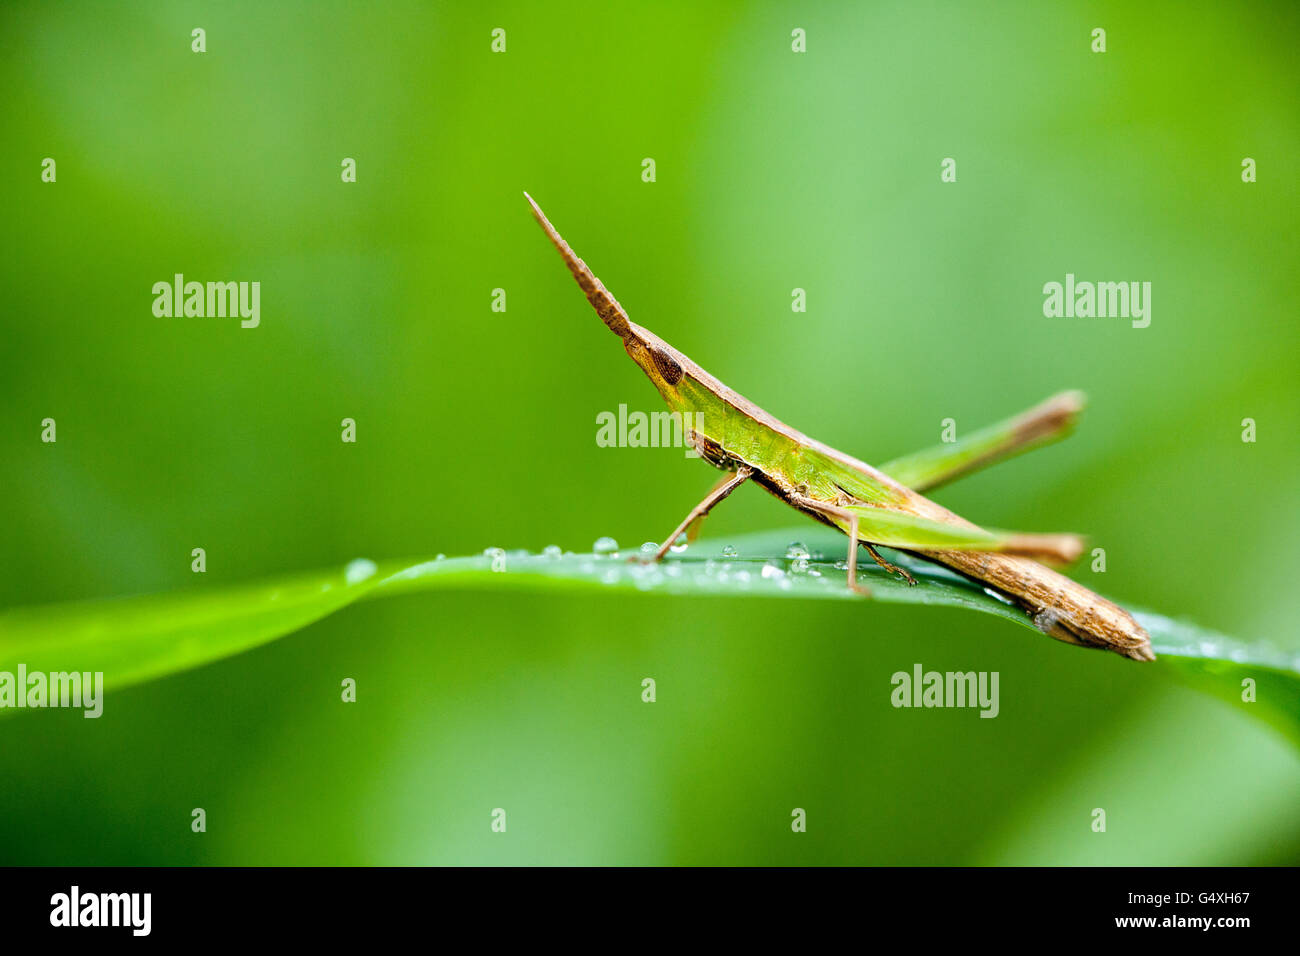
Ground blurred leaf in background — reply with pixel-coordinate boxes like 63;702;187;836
0;0;1296;864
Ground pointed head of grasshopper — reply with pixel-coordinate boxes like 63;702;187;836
524;192;686;402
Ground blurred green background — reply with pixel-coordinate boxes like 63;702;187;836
2;0;1297;864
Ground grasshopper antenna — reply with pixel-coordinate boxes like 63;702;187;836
524;191;631;339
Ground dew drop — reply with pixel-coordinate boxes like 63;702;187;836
784;542;811;573
639;541;658;554
722;545;739;558
345;558;377;584
593;536;619;556
542;545;562;559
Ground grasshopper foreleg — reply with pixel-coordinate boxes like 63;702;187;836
681;472;739;543
647;466;753;562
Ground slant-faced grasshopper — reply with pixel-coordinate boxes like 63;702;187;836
525;194;1154;662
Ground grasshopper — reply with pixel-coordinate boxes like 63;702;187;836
525;194;1154;662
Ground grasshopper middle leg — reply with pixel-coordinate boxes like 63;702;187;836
789;495;873;595
791;496;918;594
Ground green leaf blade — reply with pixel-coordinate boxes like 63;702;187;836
2;530;1294;746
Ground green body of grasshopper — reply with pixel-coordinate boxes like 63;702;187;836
525;194;1154;662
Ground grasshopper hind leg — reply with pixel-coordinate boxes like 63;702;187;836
863;543;918;586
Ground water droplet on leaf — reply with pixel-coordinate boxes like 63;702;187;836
345;559;377;584
784;542;811;573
